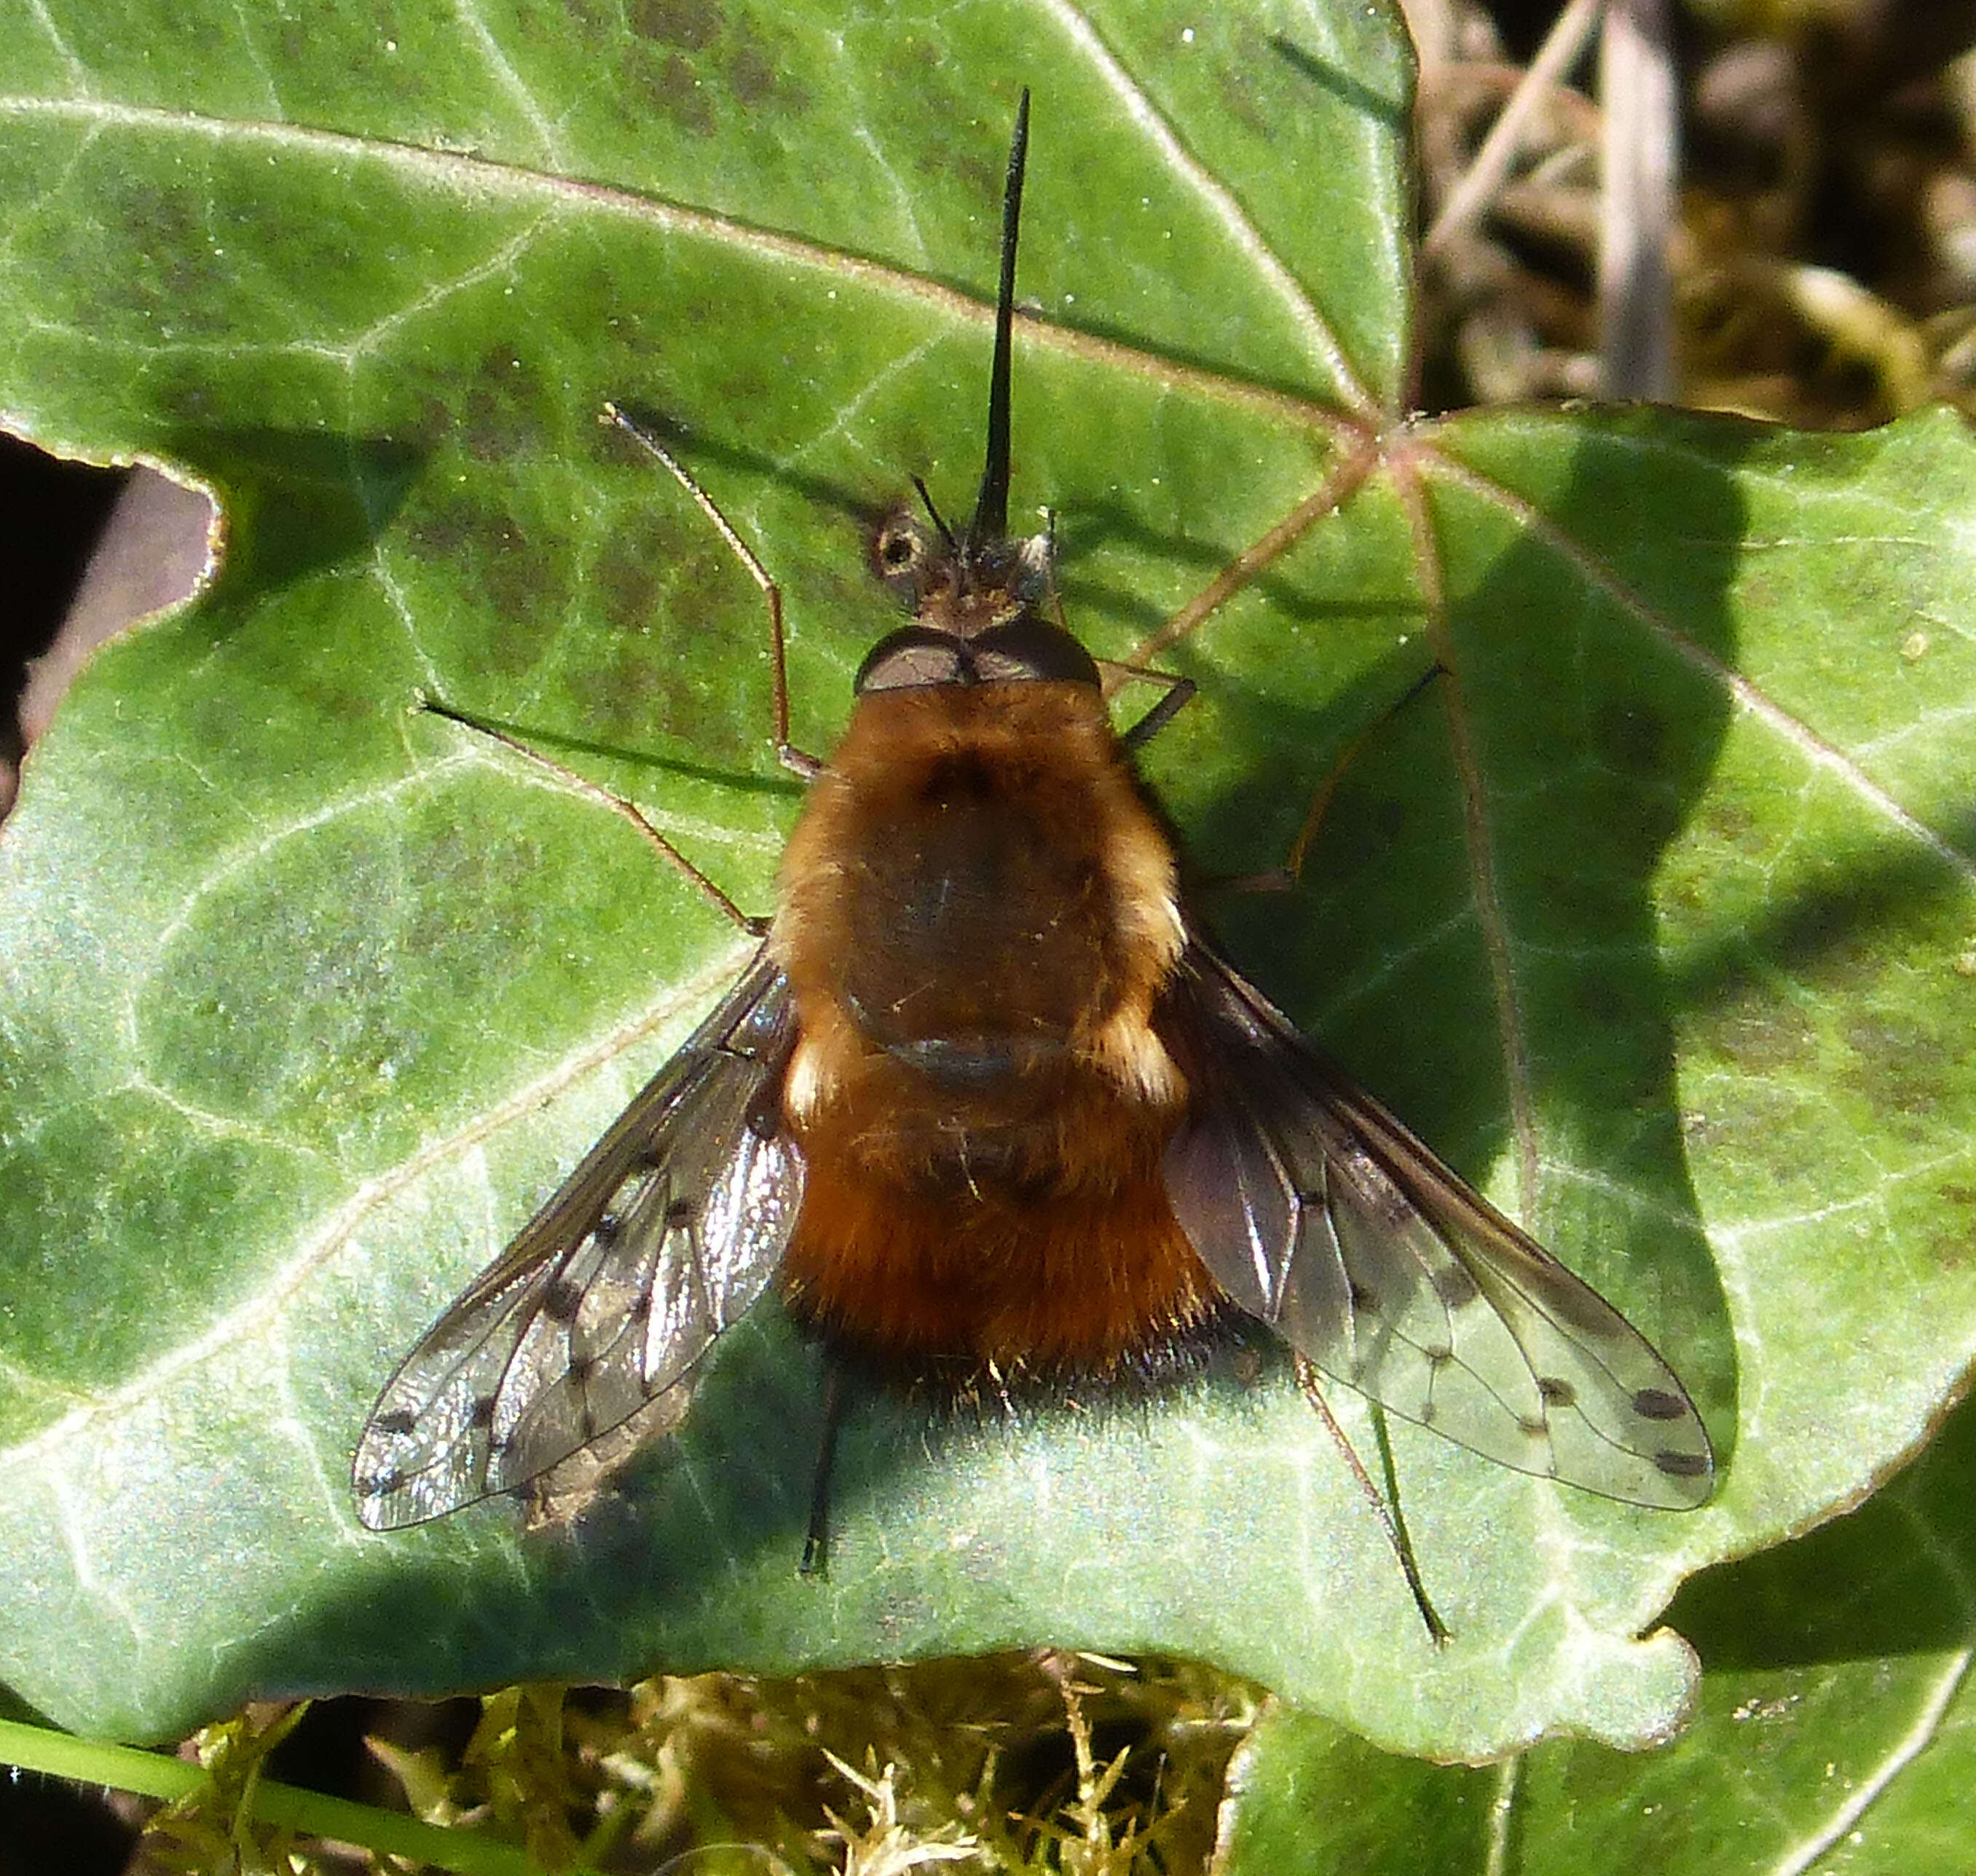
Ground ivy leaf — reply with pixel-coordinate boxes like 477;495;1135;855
1219;1387;1976;1869
1;3;1973;1770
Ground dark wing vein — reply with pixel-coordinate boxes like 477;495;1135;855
352;949;803;1529
1161;939;1712;1508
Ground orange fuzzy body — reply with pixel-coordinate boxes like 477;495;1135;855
768;682;1218;1376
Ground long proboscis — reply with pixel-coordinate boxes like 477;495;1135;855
968;87;1031;555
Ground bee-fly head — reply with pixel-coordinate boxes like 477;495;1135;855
867;90;1058;655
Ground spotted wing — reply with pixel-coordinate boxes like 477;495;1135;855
1160;940;1712;1508
353;949;803;1529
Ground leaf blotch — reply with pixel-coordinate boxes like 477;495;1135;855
629;0;719;47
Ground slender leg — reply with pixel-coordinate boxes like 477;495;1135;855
1368;1405;1445;1642
1296;1356;1449;1646
419;697;766;937
602;402;822;779
800;1358;851;1577
1040;527;1196;754
423;400;829;935
1099;658;1198;753
1222;661;1445;895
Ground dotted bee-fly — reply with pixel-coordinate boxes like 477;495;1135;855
353;95;1712;1589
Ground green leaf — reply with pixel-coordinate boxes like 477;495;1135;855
1219;1386;1976;1872
2;1;1974;1774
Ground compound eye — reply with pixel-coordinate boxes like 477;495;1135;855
854;626;964;693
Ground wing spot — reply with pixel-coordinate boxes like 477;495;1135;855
1430;1264;1481;1309
468;1395;497;1430
627;1290;653;1323
1537;1376;1578;1407
1632;1387;1688;1422
593;1213;623;1245
1347;1281;1379;1313
1654;1449;1709;1478
665;1198;696;1229
363;1466;402;1494
1424;1344;1454;1367
543;1278;583;1323
1517;1414;1550;1438
371;1409;416;1438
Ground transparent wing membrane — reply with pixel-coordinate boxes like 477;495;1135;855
1162;942;1712;1509
353;951;803;1529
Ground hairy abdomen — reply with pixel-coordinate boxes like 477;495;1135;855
768;682;1215;1376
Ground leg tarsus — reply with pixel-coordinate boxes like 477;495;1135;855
1099;659;1197;753
417;695;763;934
1214;660;1448;899
800;1360;851;1579
1296;1356;1450;1647
602;402;805;776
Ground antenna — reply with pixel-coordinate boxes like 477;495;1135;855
967;88;1030;554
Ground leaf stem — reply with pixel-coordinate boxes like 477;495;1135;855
0;1715;589;1876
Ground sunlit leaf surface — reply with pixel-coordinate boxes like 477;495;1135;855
1;2;1972;1765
